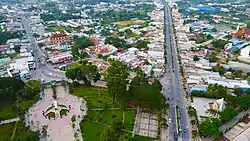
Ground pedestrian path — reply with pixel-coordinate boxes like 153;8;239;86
0;117;20;125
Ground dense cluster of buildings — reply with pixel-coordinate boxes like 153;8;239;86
172;5;250;117
0;5;35;79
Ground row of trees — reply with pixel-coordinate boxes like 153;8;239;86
105;36;150;49
67;59;166;110
65;61;101;86
88;9;149;24
105;60;166;110
40;13;81;22
0;77;40;106
199;107;238;137
211;39;229;49
71;36;94;57
0;31;22;45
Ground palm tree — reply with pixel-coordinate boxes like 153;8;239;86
206;109;219;117
190;119;196;125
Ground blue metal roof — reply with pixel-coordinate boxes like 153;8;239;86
187;6;220;13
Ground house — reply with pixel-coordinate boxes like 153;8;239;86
240;45;250;59
231;23;250;39
49;30;71;45
209;98;226;112
225;38;250;51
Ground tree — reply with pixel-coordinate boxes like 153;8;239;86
71;36;94;58
41;125;48;137
232;70;244;78
211;28;217;32
191;120;196;125
218;66;226;76
234;88;243;96
119;134;133;141
134;40;150;49
193;55;199;61
105;36;127;48
0;31;22;45
209;52;219;62
52;85;57;99
105;60;129;102
237;94;250;110
38;43;45;48
206;109;219;117
100;126;116;141
79;52;88;61
199;118;221;137
111;119;123;135
192;130;198;138
66;61;100;85
65;67;78;80
129;73;165;110
211;39;228;49
220;107;237;123
246;21;250;30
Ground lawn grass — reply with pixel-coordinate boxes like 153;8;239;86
73;85;148;140
0;122;15;141
71;85;120;108
124;110;136;131
0;121;39;141
103;110;123;125
0;99;37;121
80;121;106;141
0;104;16;121
85;96;118;108
72;85;108;97
13;121;39;141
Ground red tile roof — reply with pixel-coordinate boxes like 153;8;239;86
217;136;230;141
231;27;250;39
242;118;250;124
100;48;109;54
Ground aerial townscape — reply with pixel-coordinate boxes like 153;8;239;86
0;0;250;141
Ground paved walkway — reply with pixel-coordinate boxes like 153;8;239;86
0;117;20;125
25;85;87;141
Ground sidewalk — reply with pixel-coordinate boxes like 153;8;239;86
0;117;20;125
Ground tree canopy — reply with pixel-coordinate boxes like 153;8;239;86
0;31;22;45
134;40;150;49
66;61;100;85
105;37;130;48
71;36;94;57
199;118;221;137
105;60;129;102
191;84;228;99
211;39;229;49
100;119;123;141
129;70;165;110
219;107;238;123
40;13;80;22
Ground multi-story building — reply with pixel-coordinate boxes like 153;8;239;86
49;30;71;45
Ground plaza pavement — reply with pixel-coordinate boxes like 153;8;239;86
25;85;87;141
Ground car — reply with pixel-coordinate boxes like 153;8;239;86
183;128;187;133
169;118;172;123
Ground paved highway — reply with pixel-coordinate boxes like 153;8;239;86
21;16;66;82
160;0;191;141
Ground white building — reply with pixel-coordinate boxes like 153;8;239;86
240;45;250;58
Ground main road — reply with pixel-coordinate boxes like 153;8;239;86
160;0;191;141
21;16;66;82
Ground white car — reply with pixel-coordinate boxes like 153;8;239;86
169;118;172;123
